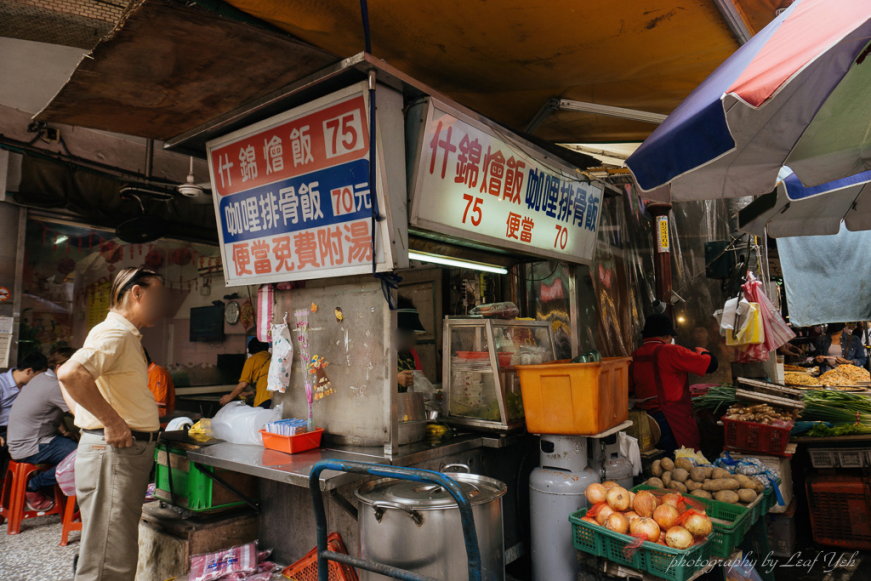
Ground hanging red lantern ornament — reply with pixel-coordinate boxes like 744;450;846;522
169;247;193;267
144;248;164;270
57;257;76;276
100;240;123;269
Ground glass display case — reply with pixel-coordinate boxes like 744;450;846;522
442;318;557;431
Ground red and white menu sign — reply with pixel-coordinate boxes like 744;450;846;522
409;99;603;264
206;83;392;286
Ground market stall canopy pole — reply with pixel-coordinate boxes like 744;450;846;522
626;0;871;202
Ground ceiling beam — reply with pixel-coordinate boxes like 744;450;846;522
714;0;753;45
526;98;667;133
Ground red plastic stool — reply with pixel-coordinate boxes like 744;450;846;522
0;461;63;534
60;494;81;546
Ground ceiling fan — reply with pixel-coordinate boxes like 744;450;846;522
176;157;213;204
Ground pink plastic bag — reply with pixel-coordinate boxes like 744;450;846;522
736;274;795;363
56;450;77;497
189;542;258;581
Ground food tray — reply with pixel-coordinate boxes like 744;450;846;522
723;418;792;456
260;428;324;454
632;485;749;558
570;506;712;581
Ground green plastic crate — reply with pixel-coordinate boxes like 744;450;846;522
153;443;253;512
570;507;712;581
632;484;749;558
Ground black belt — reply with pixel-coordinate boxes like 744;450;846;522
84;428;158;442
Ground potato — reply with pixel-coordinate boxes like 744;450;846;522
685;479;703;491
651;460;663;477
714;490;740;504
752;479;765;493
646;477;664;488
667;481;687;493
675;457;694;472
688;467;705;483
703;478;740;492
703;467;713;479
690;489;713;499
737;489;758;503
660;457;675;472
735;475;757;490
672;468;689;483
712;468;732;480
662;471;672;487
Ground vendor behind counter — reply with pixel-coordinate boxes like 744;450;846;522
219;339;272;408
630;313;718;453
814;322;867;371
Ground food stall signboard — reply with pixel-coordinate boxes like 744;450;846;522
206;83;393;286
409;98;604;264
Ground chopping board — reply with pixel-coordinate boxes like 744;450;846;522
159;430;223;448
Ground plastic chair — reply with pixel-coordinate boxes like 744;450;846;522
0;461;64;534
60;494;81;546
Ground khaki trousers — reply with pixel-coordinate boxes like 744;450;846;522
74;432;155;581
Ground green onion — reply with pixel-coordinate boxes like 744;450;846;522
692;384;737;414
800;391;871;425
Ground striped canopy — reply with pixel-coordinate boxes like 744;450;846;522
627;0;871;202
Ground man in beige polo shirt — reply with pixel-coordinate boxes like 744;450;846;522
59;267;168;581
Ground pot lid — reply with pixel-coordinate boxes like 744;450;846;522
355;473;506;509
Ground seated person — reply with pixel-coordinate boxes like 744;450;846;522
219;339;272;408
0;352;49;447
144;349;175;416
7;348;77;511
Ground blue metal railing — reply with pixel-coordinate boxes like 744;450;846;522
308;460;482;581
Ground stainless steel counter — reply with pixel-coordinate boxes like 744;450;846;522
186;432;520;491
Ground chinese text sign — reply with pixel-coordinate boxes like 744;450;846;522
207;85;389;286
411;103;603;264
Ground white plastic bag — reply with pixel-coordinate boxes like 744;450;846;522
410;370;435;393
267;322;293;393
211;402;282;446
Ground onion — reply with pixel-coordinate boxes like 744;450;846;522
602;481;620;489
662;493;684;510
684;513;713;538
581;516;599;526
628;491;636;507
653;505;680;530
606;487;631;512
665;526;694;549
596;505;616;525
630;517;661;543
605;512;629;534
623;511;641;524
585;483;607;505
633;491;658;517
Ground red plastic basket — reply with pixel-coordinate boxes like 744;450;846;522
260;428;323;454
807;474;871;551
723;418;791;456
282;532;358;581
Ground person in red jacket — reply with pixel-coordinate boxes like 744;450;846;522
630;313;718;453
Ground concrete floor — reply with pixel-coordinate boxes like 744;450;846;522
0;514;79;581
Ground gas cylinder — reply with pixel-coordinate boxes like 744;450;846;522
591;435;634;489
529;435;599;581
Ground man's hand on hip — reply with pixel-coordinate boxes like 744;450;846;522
104;420;133;448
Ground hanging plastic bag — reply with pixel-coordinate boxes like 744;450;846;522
256;285;273;343
736;273;795;362
725;303;765;346
211;402;282;446
56;449;77;497
267;320;293;393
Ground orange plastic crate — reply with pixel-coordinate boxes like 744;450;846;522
260;428;324;454
807;474;871;551
282;532;358;581
516;357;630;435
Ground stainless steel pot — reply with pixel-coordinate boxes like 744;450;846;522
355;466;506;580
